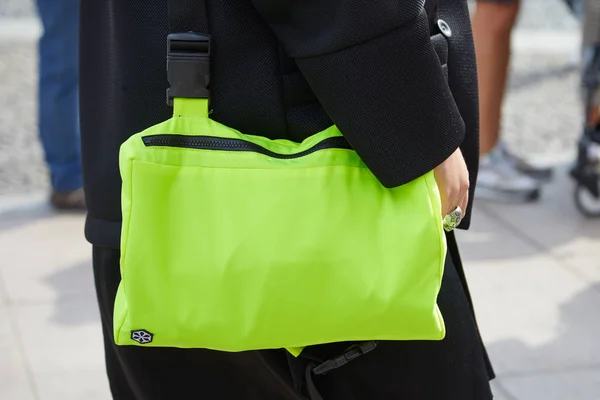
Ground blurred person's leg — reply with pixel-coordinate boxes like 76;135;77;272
582;0;600;127
36;0;85;210
472;0;519;156
472;0;545;202
582;0;600;52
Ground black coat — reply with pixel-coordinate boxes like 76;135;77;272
80;0;492;399
81;0;479;233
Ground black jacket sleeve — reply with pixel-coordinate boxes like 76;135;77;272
251;0;465;188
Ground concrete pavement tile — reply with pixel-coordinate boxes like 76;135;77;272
475;170;600;288
35;370;111;400
0;269;7;308
0;192;47;214
0;307;36;400
492;393;512;400
455;205;538;262
490;381;515;400
515;0;579;31
0;211;93;303
553;237;600;285
0;41;47;196
499;369;600;400
475;170;600;263
490;391;512;400
13;298;110;399
502;54;581;161
0;0;36;18
463;253;600;376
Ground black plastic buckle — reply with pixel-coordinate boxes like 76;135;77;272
312;341;377;376
166;32;211;106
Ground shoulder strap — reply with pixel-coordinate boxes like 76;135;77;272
168;0;208;34
166;0;211;104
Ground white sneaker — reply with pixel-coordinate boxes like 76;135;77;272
496;142;554;183
476;149;541;203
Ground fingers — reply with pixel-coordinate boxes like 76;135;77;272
441;182;469;217
441;194;453;217
459;190;469;216
441;192;457;216
440;193;449;217
443;187;468;216
432;147;470;217
442;188;468;233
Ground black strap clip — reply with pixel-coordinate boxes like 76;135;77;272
166;32;211;106
312;341;378;376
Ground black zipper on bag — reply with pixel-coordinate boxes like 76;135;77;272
142;135;352;159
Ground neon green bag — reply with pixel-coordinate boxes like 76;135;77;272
114;96;447;352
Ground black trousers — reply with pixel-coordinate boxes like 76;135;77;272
93;233;494;400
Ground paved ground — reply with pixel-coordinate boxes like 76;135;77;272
1;1;600;399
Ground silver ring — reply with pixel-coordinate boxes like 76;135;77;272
443;206;463;232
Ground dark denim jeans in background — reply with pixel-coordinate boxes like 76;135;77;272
36;0;82;192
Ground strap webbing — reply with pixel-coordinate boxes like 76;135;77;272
305;363;324;400
168;0;208;34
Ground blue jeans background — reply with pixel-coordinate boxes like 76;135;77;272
36;0;82;192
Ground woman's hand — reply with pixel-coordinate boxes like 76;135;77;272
433;148;470;217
